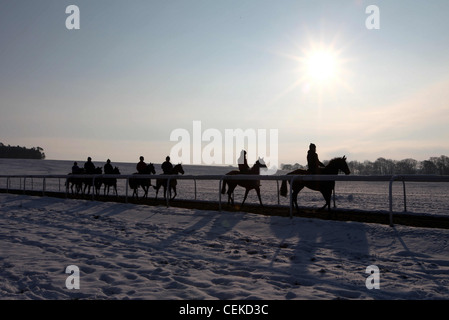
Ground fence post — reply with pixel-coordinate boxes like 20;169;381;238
389;175;397;227
92;177;95;201
402;180;407;212
219;177;223;212
289;176;294;219
125;177;129;203
166;177;171;207
276;180;280;205
194;179;197;200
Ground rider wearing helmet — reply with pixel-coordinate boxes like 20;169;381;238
238;150;250;173
161;156;173;174
84;157;96;174
307;143;324;174
104;159;113;174
136;156;147;174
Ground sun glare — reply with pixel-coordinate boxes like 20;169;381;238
305;50;339;83
271;36;352;105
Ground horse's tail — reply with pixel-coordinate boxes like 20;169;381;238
280;180;288;197
221;180;227;194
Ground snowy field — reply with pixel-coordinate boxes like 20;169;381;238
1;193;449;300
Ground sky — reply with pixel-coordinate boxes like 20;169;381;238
1;0;449;168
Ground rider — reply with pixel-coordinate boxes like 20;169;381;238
72;162;81;174
307;143;325;174
84;157;96;174
161;156;173;174
104;159;113;174
136;156;147;174
238;150;250;173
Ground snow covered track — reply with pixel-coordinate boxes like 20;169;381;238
2;186;449;230
1;193;449;300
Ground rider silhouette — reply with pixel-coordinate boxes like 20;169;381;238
307;143;324;174
161;156;173;174
84;157;96;174
136;156;147;173
72;162;81;174
238;150;250;173
104;159;113;174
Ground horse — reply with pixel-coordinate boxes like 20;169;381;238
83;167;103;195
280;156;350;212
154;164;185;200
103;167;120;196
221;158;267;207
65;170;84;194
128;163;156;199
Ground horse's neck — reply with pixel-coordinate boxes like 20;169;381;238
250;165;260;175
324;160;339;175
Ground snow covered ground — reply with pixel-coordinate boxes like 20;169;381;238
1;193;448;300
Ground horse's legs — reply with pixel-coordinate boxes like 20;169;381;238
163;184;167;200
317;182;334;211
293;186;304;212
154;185;159;199
227;183;235;205
171;186;177;200
293;190;299;212
255;187;263;207
241;189;250;206
321;189;332;211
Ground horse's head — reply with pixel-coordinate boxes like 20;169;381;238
174;163;185;175
147;163;156;174
249;157;267;174
95;167;102;174
113;167;121;174
327;156;350;175
255;157;267;168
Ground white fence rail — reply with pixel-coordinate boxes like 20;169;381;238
1;174;449;226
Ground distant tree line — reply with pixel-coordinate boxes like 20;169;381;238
0;143;46;159
281;155;449;175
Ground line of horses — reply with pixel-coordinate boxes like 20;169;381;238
65;163;185;200
65;156;351;212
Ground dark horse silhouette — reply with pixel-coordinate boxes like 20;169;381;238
103;167;121;196
280;156;350;212
83;167;103;195
221;158;267;207
128;163;156;199
65;170;84;194
154;164;185;200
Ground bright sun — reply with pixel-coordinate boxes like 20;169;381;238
305;50;339;83
272;38;351;103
